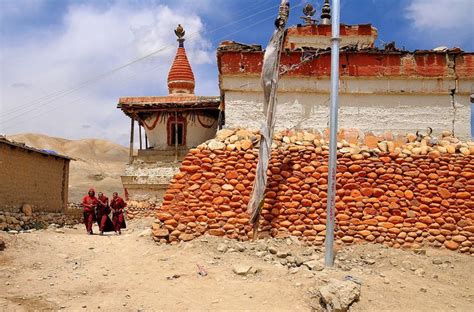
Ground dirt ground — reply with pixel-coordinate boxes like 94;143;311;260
0;219;473;312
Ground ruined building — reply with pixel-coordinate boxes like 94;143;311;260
217;18;473;139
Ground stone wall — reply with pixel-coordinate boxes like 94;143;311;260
0;209;82;232
126;200;159;220
152;129;474;253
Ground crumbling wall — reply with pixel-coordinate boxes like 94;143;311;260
152;129;474;253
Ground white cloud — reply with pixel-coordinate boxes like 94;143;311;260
0;2;217;145
405;0;474;49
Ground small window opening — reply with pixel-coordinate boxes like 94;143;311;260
167;116;186;146
170;123;184;145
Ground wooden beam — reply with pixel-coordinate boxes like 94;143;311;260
174;110;178;163
121;106;219;114
139;124;143;150
129;118;134;164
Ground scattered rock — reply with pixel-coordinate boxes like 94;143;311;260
232;264;253;276
414;268;425;277
217;243;228;253
268;246;277;254
234;243;245;252
413;249;426;255
317;278;361;312
138;229;152;237
289;267;300;274
255;251;266;257
263;254;273;262
303;260;324;271
0;239;5;251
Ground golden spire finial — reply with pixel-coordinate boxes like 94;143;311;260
174;24;185;39
174;24;185;47
301;2;317;25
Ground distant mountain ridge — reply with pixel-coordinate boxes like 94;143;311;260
8;133;129;163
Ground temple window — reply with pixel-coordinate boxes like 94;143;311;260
167;116;186;146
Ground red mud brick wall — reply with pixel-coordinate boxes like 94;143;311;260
153;147;474;253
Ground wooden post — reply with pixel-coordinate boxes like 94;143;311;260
129;118;134;164
174;110;178;162
145;132;148;149
139;124;143;150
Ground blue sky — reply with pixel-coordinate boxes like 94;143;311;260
1;0;473;145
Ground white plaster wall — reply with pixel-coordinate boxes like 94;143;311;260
186;116;218;147
222;76;473;139
143;114;217;150
144;121;167;149
222;76;461;94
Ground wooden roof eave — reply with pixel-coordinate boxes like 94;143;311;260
119;105;221;119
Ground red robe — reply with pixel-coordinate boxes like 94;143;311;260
82;195;98;234
110;196;127;232
96;195;114;233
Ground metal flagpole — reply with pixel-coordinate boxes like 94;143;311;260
325;0;341;267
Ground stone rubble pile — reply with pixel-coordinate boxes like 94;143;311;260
152;128;473;253
199;128;474;157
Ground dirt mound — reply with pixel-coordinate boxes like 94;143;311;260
8;133;128;202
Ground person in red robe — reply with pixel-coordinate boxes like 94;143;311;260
82;188;98;235
96;192;114;235
110;192;127;235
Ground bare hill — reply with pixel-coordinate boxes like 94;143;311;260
8;133;128;202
